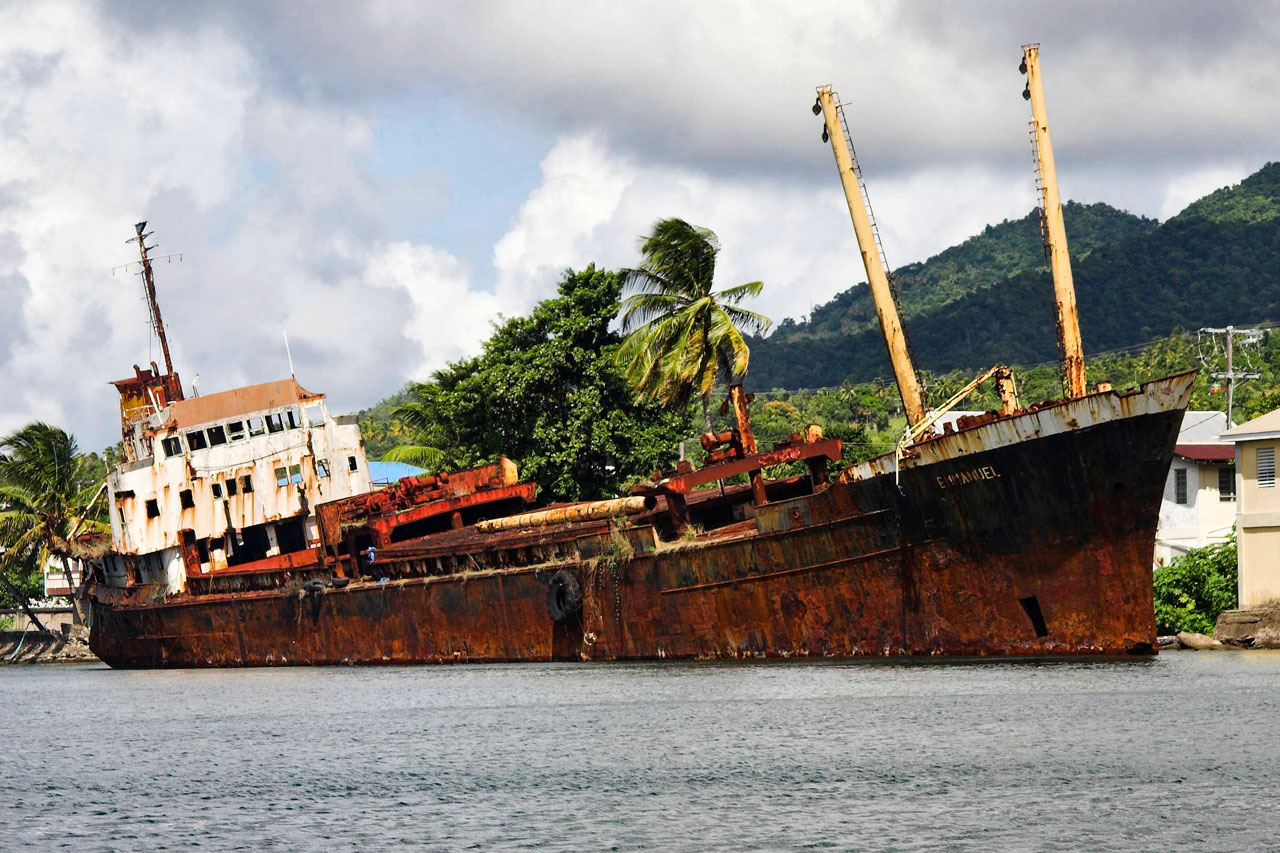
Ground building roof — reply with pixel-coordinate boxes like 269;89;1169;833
369;461;428;485
1174;443;1235;462
1177;410;1230;443
1222;408;1280;442
167;378;323;430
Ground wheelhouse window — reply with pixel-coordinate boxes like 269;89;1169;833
1258;447;1275;488
285;408;302;429
1174;468;1188;504
206;425;228;446
162;436;183;457
227;421;246;441
304;404;323;427
247;417;265;437
266;413;285;434
1219;466;1236;501
186;430;208;451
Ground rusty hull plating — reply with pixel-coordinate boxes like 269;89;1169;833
88;372;1194;667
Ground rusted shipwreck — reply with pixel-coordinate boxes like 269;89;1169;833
86;48;1194;666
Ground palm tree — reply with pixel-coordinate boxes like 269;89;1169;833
0;423;106;627
381;386;445;472
617;218;772;432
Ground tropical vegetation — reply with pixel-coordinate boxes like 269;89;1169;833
0;423;107;630
617;218;772;431
1152;536;1238;636
376;266;692;503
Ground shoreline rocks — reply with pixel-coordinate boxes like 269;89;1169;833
1215;606;1280;649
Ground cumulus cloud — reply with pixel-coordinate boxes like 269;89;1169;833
5;0;1276;451
491;134;1035;328
0;1;506;449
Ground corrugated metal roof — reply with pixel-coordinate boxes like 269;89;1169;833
167;378;322;429
1174;443;1235;462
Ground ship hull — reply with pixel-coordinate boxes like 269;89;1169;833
89;375;1191;667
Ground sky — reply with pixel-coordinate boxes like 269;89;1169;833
1;0;1277;451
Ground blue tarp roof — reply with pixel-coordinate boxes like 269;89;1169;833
368;460;428;485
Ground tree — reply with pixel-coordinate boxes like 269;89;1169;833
617;218;772;432
1152;535;1238;635
0;423;107;627
390;266;693;503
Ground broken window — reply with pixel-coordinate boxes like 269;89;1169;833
180;489;195;509
316;459;330;478
285;408;302;429
206;425;227;446
266;413;285;434
248;417;265;437
226;478;239;497
211;483;223;499
115;489;136;500
275;466;289;488
186;430;208;451
304;405;323;427
227;421;246;441
196;538;210;564
1219;466;1236;502
162;436;183;457
1259;447;1275;488
289;463;303;485
348;455;358;472
146;499;161;518
240;474;254;493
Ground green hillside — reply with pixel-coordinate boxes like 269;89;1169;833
749;162;1280;389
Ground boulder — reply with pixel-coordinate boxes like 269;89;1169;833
1175;631;1224;650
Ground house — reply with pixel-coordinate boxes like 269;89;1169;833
1154;411;1235;565
1222;409;1280;607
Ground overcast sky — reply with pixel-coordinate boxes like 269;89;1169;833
2;0;1277;451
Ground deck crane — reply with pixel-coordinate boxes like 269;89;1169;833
1020;44;1086;398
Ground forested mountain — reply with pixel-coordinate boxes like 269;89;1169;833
748;163;1280;389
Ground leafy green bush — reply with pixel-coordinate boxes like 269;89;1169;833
1153;535;1238;635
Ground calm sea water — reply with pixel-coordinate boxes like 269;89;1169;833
2;652;1278;851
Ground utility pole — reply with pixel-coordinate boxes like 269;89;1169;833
1202;325;1262;425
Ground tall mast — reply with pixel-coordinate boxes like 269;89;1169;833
127;221;175;377
814;87;927;426
1021;44;1086;398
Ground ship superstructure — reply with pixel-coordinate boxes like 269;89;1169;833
102;372;372;592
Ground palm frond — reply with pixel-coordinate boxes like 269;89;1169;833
381;445;445;472
714;280;764;304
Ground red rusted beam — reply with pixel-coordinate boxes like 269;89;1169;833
660;438;842;494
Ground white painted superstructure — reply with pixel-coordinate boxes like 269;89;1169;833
101;378;372;592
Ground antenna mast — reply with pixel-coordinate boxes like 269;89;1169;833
813;86;927;427
126;221;175;377
1020;44;1086;398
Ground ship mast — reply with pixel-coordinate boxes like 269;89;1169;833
1020;44;1086;398
814;87;927;427
126;221;175;377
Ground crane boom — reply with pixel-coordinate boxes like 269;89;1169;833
1021;44;1086;398
814;87;927;427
